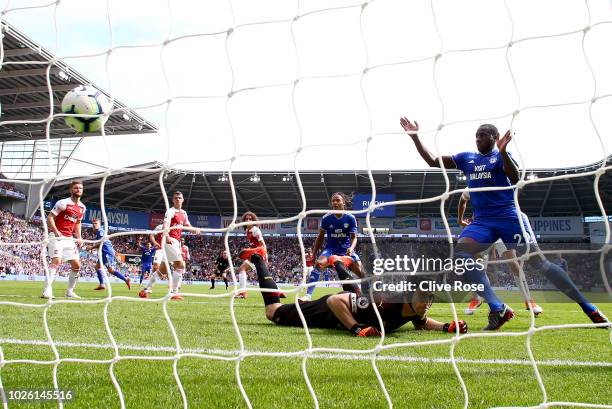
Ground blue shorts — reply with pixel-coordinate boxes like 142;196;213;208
101;251;115;268
459;213;536;250
141;263;152;273
320;248;361;263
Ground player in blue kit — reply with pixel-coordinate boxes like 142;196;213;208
139;241;156;285
90;219;131;291
300;193;364;302
400;118;609;330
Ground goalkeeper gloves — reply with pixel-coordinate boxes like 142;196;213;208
443;320;468;334
350;324;381;337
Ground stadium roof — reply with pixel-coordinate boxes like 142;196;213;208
0;23;157;141
46;159;612;219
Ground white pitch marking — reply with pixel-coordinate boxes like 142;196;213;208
0;338;610;368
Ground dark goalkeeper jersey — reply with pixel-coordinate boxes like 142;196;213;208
272;293;425;333
215;256;229;274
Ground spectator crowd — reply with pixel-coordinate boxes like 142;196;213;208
0;209;607;291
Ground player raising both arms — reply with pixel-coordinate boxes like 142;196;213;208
300;193;364;302
458;190;543;316
400;118;608;329
253;251;467;336
90;219;131;291
42;180;86;299
139;241;156;285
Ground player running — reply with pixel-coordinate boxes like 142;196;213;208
212;250;230;290
252;251;467;336
299;193;364;302
139;241;156;285
139;191;191;300
400;118;609;329
458;190;543;316
236;211;267;298
139;224;167;297
89;218;131;291
42;180;86;299
299;248;334;300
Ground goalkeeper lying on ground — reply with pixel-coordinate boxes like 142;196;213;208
244;250;467;337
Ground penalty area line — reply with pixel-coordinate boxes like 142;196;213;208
0;338;610;368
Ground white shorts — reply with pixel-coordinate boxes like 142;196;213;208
153;249;165;265
163;237;183;263
47;233;79;263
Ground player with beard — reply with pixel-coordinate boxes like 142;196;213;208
42;180;86;299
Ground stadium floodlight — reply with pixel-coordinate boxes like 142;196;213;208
249;173;260;183
527;173;538;181
282;174;292;182
122;113;130;121
320;172;324;183
218;173;228;182
388;172;392;183
57;70;69;81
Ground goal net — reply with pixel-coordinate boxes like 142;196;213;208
0;0;610;408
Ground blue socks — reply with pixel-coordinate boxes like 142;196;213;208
536;259;596;314
305;268;321;296
98;268;129;285
456;251;504;312
96;269;105;285
111;270;128;283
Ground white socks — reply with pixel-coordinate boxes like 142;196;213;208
44;266;57;291
239;271;247;291
146;271;159;290
172;268;184;293
67;270;79;292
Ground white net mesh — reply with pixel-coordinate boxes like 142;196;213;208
0;0;611;408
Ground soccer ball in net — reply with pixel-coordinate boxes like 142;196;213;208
61;85;110;133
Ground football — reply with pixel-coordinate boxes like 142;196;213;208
61;85;110;133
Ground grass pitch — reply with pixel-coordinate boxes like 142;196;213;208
0;280;610;408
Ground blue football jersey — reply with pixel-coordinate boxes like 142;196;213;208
141;246;155;264
320;213;357;252
95;227;114;254
452;149;517;218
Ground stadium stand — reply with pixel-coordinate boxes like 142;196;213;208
0;209;605;290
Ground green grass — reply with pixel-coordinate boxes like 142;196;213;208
0;281;610;408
